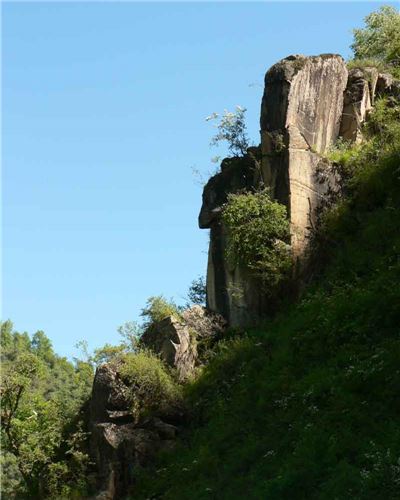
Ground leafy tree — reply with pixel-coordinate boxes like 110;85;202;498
186;276;207;306
207;106;250;157
31;330;55;366
351;5;400;75
0;322;93;498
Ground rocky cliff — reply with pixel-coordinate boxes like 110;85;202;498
199;53;395;326
89;54;398;498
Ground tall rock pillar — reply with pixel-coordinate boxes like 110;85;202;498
260;54;348;256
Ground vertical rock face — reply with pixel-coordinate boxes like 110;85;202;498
199;150;266;325
339;68;378;142
201;54;349;325
260;54;348;256
200;55;397;326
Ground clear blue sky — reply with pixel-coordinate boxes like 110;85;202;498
2;1;391;358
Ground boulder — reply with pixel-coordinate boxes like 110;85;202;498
140;315;198;381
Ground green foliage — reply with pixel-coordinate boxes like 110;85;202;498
350;5;400;77
1;323;93;498
327;96;400;193
207;106;250;156
132;67;400;500
140;295;181;326
186;276;207;306
222;189;291;291
118;350;182;420
346;57;388;73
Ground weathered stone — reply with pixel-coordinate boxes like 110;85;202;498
91;422;162;499
261;54;348;256
91;362;131;424
90;362;183;499
199;148;262;229
376;72;394;95
198;150;267;325
340;68;377;143
141;315;197;381
376;72;400;100
181;305;226;344
205;220;269;326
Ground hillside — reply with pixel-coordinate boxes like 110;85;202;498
133;93;400;499
2;6;400;500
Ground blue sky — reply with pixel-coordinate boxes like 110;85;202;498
2;1;391;358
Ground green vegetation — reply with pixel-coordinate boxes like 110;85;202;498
222;189;291;292
3;7;399;499
133;77;400;499
1;321;93;498
350;5;400;77
118;350;182;421
207;105;250;157
186;276;207;307
140;295;181;326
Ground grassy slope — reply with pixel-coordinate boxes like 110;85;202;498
135;103;400;499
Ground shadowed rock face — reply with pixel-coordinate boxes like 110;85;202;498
90;362;183;499
199;150;262;229
260;54;348;257
198;149;266;325
340;68;378;143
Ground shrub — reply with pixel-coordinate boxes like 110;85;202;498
119;351;182;419
221;189;292;292
140;296;181;327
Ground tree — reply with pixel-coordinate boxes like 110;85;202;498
351;5;400;74
186;276;207;306
1;323;93;498
31;330;55;366
207;106;250;157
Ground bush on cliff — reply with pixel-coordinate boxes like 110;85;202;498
119;350;182;420
222;189;291;292
140;295;181;327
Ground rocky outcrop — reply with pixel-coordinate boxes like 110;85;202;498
339;68;378;142
199;149;267;325
90;362;183;499
140;315;197;381
91;419;176;500
89;308;225;498
260;54;348;257
200;54;350;325
376;72;400;99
